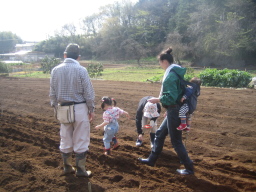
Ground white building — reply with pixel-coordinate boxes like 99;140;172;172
15;43;35;52
0;43;54;63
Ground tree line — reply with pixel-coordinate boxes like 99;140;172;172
1;0;256;68
0;32;22;54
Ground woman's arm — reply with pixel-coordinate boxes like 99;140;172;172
147;97;160;104
160;74;180;106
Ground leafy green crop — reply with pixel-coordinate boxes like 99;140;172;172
87;63;103;78
0;61;9;74
184;67;196;81
40;56;60;74
199;68;252;88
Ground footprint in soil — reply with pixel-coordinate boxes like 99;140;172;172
10;160;33;173
44;159;59;168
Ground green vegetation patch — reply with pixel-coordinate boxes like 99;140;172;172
199;68;252;88
12;71;50;78
101;66;163;82
0;61;9;74
7;62;255;89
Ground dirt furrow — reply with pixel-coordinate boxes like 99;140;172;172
0;77;256;191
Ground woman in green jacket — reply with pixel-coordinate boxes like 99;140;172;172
138;47;194;175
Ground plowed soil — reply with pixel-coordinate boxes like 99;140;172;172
0;76;256;192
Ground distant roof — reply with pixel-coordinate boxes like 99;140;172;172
0;53;16;56
15;50;31;55
15;43;35;47
3;60;23;64
0;50;42;56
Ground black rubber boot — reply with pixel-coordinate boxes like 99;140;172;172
177;161;194;175
138;152;158;167
150;133;156;148
61;152;75;176
75;152;92;177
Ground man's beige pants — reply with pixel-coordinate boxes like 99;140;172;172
59;103;90;153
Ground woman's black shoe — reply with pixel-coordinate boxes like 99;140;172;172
138;158;155;167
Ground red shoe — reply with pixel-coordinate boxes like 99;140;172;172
112;137;120;150
177;124;187;131
112;143;120;150
184;126;190;132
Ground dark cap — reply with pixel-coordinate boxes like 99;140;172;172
64;43;80;55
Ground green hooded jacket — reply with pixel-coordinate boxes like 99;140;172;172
160;66;186;106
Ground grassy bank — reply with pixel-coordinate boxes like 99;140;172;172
10;65;165;82
8;62;256;83
100;66;163;82
11;71;50;78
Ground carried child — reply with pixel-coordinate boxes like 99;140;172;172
95;96;130;155
177;77;201;132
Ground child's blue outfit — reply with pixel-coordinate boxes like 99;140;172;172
102;107;124;150
103;112;119;149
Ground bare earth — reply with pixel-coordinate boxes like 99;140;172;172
0;76;256;192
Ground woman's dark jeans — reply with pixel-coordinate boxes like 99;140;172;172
151;105;194;173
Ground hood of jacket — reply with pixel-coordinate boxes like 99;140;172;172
171;66;186;78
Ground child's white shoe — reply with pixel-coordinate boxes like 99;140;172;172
136;139;142;147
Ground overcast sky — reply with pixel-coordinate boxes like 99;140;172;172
1;0;138;42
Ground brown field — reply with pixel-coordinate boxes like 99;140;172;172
0;76;256;192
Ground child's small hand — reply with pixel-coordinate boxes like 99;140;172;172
180;97;185;103
124;111;130;119
95;125;100;130
95;122;108;130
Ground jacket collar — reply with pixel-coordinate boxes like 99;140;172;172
64;58;80;65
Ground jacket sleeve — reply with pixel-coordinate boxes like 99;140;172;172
135;97;148;135
160;73;180;106
157;103;161;114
